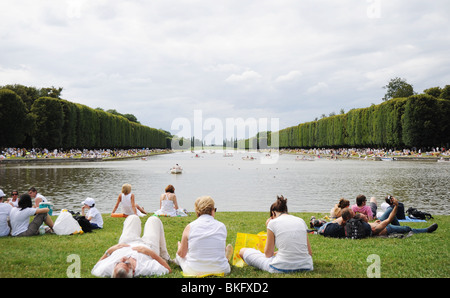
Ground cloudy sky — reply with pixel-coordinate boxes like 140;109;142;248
1;0;449;142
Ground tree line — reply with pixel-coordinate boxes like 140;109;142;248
0;85;171;149
253;85;450;149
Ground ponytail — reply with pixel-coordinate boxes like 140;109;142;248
270;195;288;216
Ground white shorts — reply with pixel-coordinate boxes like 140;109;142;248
242;248;312;273
242;248;277;273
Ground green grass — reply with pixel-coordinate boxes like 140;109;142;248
0;212;448;278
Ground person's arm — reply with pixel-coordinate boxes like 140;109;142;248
172;194;179;210
177;224;190;258
307;235;313;256
264;229;275;258
132;246;172;273
98;243;130;262
111;194;122;214
130;194;137;215
35;207;49;214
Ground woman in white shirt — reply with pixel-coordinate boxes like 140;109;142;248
10;194;54;237
111;184;147;217
175;196;232;276
239;195;313;273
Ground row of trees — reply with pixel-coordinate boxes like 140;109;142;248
253;86;450;149
0;87;171;149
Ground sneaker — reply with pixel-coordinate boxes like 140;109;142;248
427;223;438;233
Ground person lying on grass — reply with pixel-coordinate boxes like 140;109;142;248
92;215;171;278
367;197;438;236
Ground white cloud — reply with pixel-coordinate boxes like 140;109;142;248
225;70;263;84
306;82;329;94
275;71;302;83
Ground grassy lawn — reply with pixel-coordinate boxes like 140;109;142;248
0;212;448;278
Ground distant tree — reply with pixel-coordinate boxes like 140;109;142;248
39;86;63;99
382;77;415;101
123;113;140;123
439;85;450;100
423;87;442;98
106;109;140;123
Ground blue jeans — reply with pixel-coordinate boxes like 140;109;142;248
379;207;428;234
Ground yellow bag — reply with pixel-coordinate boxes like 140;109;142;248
232;232;267;267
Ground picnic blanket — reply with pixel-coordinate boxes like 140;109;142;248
398;216;426;223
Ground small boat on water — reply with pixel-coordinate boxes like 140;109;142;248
170;168;182;174
381;157;395;161
170;164;183;174
295;155;315;161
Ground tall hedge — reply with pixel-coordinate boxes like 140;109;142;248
268;95;449;149
1;89;170;149
0;89;30;147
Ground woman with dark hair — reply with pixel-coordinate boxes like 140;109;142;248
239;195;313;273
330;198;350;218
9;194;54;236
154;185;186;217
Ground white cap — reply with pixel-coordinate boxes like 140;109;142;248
0;189;5;198
81;197;95;207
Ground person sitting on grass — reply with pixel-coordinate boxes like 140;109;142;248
175;196;232;276
351;194;376;220
91;215;171;278
239;195;313;273
81;197;103;229
111;183;147;217
9;194;54;236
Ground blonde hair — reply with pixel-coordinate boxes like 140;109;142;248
194;196;215;216
122;184;132;195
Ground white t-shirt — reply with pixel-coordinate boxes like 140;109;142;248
267;214;313;271
0;203;13;236
91;244;169;277
87;207;103;228
9;207;37;236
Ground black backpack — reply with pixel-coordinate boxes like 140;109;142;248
345;218;370;239
406;207;433;220
70;211;92;233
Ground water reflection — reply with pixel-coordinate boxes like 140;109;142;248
0;152;449;215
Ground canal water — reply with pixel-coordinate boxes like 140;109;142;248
1;151;449;215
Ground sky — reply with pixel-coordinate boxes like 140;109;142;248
1;0;449;143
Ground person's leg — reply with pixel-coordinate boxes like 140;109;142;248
369;197;377;218
240;248;273;272
118;215;141;244
19;213;47;236
386;223;437;234
141;216;170;260
378;206;400;226
44;214;54;230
